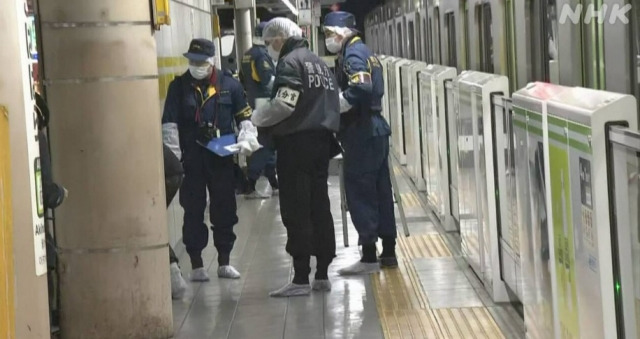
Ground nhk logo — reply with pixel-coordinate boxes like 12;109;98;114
558;4;632;24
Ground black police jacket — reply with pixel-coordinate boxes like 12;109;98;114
267;37;340;136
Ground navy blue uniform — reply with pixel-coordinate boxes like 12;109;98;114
337;35;396;246
240;44;278;189
162;69;252;268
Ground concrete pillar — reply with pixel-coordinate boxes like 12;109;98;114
37;1;172;338
0;0;50;338
234;5;253;71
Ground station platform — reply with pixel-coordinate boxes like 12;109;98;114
169;159;526;339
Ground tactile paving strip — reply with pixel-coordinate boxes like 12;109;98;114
398;234;452;259
400;192;421;208
433;308;505;339
372;230;508;339
379;308;443;339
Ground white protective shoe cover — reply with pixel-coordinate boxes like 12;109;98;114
311;279;332;291
337;261;381;276
269;282;311;297
171;263;188;299
245;190;270;199
217;265;241;279
190;267;210;282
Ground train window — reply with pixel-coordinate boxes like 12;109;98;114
477;3;494;73
434;7;442;64
445;12;457;67
408;21;416;59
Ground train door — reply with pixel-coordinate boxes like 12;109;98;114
636;4;640;117
477;2;494;73
581;0;605;90
504;0;518;92
462;1;470;70
445;11;458;68
422;15;429;62
407;16;416;60
524;0;549;82
396;19;404;57
425;15;434;63
433;7;442;64
415;12;422;61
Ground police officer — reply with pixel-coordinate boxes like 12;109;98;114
162;39;260;282
252;18;340;297
240;21;279;198
323;12;398;275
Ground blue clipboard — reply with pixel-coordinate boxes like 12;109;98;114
197;134;238;157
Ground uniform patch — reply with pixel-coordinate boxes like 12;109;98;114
275;87;300;107
368;56;381;68
349;72;372;85
263;60;272;69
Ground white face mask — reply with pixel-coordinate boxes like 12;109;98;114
268;45;280;61
325;37;342;54
189;65;211;80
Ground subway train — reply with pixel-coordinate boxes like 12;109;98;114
362;0;640;338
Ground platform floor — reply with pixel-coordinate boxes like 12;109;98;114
170;160;526;339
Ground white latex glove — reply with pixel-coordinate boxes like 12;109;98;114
224;141;253;156
237;140;253;156
339;92;352;113
238;120;258;143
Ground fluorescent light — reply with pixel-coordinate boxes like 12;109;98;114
281;0;299;16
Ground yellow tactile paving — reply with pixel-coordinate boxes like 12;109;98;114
433;308;505;339
398;234;452;259
400;192;420;208
381;309;444;339
372;227;508;338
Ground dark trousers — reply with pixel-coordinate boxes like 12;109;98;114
276;131;336;279
342;135;396;245
180;147;238;268
166;174;183;264
247;146;277;185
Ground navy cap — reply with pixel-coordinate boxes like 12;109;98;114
323;11;356;29
183;38;216;61
255;22;268;37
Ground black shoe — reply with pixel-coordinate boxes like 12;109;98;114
379;256;398;268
